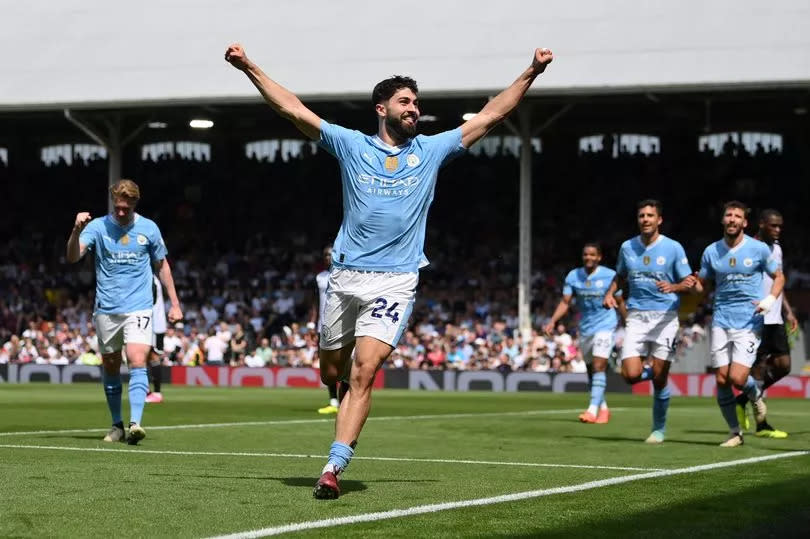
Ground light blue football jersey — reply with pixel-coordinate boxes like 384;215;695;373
698;235;779;329
563;266;620;336
79;214;168;314
319;120;466;272
616;235;692;312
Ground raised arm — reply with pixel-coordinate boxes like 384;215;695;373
225;43;321;140
460;48;553;148
155;258;183;323
66;212;91;263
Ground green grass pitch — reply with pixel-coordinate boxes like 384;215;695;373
0;385;808;537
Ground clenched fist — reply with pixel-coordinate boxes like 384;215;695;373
74;212;91;231
167;304;183;324
225;43;250;70
531;48;554;74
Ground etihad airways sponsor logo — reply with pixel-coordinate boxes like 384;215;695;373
357;174;421;188
629;270;668;283
108;251;140;265
357;174;421;196
724;273;754;282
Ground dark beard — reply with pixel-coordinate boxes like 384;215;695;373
385;114;416;142
724;227;743;241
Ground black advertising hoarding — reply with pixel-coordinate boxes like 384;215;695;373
1;365;809;397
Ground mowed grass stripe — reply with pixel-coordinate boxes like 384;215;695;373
0;444;660;472
207;451;810;538
0;407;628;437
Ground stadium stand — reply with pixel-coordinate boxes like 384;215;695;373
1;137;808;371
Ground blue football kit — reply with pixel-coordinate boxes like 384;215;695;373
699;235;779;330
319;120;466;273
616;235;692;311
79;214;167;314
563;265;619;336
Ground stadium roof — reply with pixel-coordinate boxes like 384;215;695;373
2;0;810;112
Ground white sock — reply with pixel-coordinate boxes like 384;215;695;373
321;462;341;475
587;404;598;416
600;401;608;410
330;398;339;407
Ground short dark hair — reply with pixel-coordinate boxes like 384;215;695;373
372;76;418;106
637;199;663;216
759;208;782;222
723;200;749;216
583;242;602;255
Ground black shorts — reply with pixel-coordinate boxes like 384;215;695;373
756;324;790;362
153;333;165;355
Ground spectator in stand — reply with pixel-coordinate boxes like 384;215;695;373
163;325;183;362
255;337;275;366
201;302;219;329
203;327;227;365
229;324;248;365
0;119;807;385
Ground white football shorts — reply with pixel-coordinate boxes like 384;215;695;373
580;330;615;363
711;327;761;368
621;310;680;362
320;268;417;350
94;309;153;355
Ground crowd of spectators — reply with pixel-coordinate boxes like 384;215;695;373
1;132;808;371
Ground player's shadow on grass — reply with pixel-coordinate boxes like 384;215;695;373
564;434;722;447
282;477;368;495
684;429;810;437
147;474;433;497
566;433;803;450
43;435;105;441
537;417;581;423
492;474;810;538
146;472;370;494
684;428;810;435
282;476;437;493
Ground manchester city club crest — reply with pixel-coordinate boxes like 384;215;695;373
321;325;332;341
137;234;148;245
406;154;420;167
643;256;650;265
744;258;754;267
384;156;398;171
656;256;666;265
729;257;736;267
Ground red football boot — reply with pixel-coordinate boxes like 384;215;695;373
313;471;340;500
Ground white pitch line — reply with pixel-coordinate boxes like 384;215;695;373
0;408;627;438
207;451;810;539
0;444;659;472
